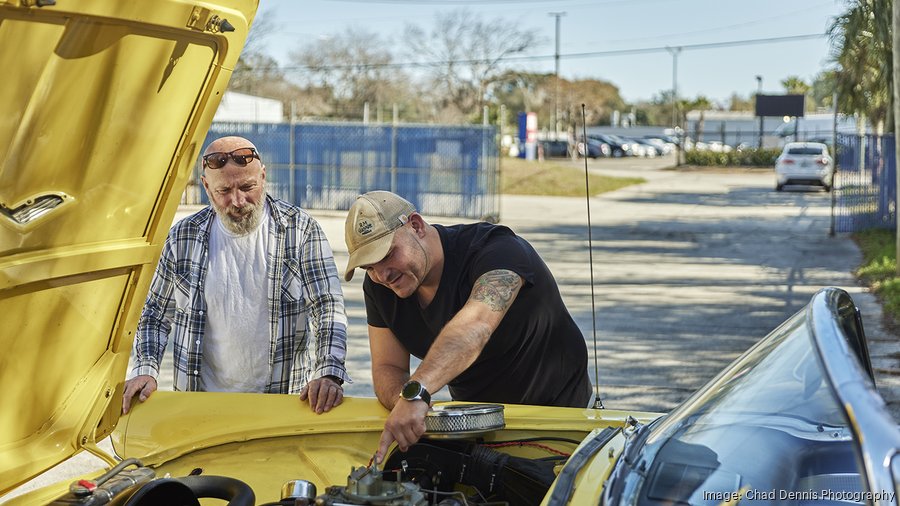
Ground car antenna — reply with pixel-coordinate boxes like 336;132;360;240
582;104;604;410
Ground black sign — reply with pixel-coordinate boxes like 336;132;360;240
755;94;805;117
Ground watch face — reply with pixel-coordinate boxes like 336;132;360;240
402;381;422;400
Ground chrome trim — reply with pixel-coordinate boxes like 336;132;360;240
809;287;900;505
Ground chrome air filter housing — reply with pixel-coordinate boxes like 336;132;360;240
424;404;505;439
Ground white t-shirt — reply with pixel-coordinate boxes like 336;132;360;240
200;204;272;392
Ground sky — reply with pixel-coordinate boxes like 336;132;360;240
253;0;846;105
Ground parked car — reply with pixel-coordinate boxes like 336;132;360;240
540;139;571;158
630;138;662;157
610;134;645;157
576;137;611;158
641;137;675;156
5;3;900;506
775;142;834;191
589;133;632;158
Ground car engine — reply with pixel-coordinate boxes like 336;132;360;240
49;438;566;506
50;405;574;506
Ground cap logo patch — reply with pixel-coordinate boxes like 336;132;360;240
357;220;374;235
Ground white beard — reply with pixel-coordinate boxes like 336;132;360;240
211;196;265;235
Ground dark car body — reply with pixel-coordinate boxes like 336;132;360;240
541;139;571;158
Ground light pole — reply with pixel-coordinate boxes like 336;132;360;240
666;46;682;128
549;12;566;137
756;75;763;148
666;46;682;166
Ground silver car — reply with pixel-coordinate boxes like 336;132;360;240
775;142;834;191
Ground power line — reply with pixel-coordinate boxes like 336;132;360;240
271;33;825;73
585;2;834;44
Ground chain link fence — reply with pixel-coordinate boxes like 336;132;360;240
833;133;896;233
185;121;500;220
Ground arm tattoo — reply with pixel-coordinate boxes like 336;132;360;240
471;269;522;312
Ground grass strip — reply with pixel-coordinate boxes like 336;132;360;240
853;229;900;322
501;157;644;197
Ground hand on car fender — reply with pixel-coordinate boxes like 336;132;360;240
300;376;344;414
122;375;158;414
375;399;430;464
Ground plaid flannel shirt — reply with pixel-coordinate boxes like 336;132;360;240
132;195;350;393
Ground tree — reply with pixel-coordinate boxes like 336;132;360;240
727;93;754;112
829;0;893;132
492;71;552;124
403;9;539;123
780;76;816;112
231;11;283;93
561;79;626;127
781;76;811;96
228;9;312;116
810;70;837;111
289;27;409;120
687;96;712;141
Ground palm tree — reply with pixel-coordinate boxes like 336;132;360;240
828;0;893;132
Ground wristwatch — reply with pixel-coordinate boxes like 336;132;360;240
400;380;431;405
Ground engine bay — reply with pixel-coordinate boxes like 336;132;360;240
49;437;577;506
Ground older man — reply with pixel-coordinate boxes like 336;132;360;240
123;136;349;414
343;191;592;463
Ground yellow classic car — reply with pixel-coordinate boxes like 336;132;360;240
2;1;899;505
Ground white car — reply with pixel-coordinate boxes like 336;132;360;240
775;142;834;191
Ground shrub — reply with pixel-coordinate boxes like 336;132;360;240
684;147;780;167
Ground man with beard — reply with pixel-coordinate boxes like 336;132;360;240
123;136;349;415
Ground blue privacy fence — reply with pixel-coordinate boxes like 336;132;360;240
833;134;896;233
185;121;500;220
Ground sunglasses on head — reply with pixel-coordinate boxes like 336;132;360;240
202;147;260;169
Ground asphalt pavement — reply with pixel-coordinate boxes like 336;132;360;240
169;155;899;416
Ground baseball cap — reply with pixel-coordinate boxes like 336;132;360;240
344;191;416;281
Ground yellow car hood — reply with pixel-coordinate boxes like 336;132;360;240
0;0;257;493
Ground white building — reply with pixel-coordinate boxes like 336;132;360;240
213;91;283;123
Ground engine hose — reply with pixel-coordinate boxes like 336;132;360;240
467;444;509;494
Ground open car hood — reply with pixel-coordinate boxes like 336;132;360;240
0;0;257;493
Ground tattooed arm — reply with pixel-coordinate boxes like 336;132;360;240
375;269;524;461
412;268;523;392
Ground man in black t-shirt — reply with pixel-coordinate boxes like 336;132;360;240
343;191;593;463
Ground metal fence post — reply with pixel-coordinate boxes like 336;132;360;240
289;102;296;205
391;103;398;193
830;110;838;237
497;104;505;223
482;105;489;221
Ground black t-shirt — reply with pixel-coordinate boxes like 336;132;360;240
364;222;592;407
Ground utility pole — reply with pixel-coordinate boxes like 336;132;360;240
549;12;566;138
756;75;764;148
666;47;682;128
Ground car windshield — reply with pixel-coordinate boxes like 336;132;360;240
786;147;825;155
605;310;870;505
